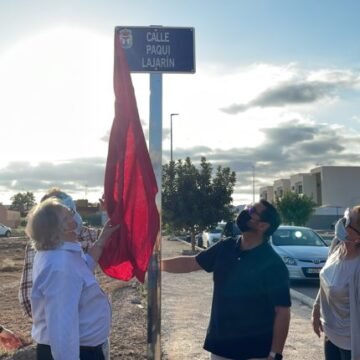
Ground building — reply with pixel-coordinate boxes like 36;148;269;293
310;166;360;208
75;199;103;226
260;165;360;229
290;173;318;204
273;179;291;199
261;166;360;208
259;186;274;203
0;204;21;228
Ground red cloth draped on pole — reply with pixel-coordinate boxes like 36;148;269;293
99;29;160;283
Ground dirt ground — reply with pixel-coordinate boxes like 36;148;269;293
0;236;324;360
0;236;147;360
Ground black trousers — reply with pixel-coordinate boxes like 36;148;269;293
324;338;351;360
37;343;105;360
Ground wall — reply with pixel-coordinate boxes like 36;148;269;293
0;205;7;224
273;179;291;198
0;204;21;227
314;167;360;207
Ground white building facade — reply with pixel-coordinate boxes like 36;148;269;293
259;166;360;229
310;166;360;208
290;173;318;204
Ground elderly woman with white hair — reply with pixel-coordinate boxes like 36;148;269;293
312;206;360;360
26;197;119;360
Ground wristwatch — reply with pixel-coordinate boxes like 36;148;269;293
269;351;283;360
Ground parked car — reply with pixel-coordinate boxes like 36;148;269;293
202;228;223;248
177;233;203;247
223;221;241;240
270;225;329;280
0;224;11;237
314;230;334;246
195;233;204;248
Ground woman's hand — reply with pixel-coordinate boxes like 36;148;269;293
99;195;106;212
311;305;323;337
88;220;120;262
96;220;120;248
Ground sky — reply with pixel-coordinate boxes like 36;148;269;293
1;0;360;206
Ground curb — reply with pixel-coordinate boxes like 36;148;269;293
290;288;314;308
172;237;204;251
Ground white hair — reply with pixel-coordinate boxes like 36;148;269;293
26;198;68;251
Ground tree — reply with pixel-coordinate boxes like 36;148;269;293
275;191;316;226
10;192;36;216
162;157;236;251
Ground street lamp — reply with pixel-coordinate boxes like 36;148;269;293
170;113;179;162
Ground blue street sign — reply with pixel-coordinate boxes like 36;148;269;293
115;26;195;73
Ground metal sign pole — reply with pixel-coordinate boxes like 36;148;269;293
147;72;162;360
116;25;194;359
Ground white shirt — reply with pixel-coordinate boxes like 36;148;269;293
320;252;359;350
31;242;111;360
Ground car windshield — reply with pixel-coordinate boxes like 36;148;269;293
272;228;326;247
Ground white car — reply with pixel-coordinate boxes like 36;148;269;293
0;224;11;237
270;225;329;280
202;228;223;248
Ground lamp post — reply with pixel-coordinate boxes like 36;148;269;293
170;113;179;162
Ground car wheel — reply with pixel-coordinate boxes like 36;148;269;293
5;231;10;237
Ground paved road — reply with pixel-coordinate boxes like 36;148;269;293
161;238;323;360
291;280;319;300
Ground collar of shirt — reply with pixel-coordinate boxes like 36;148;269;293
236;236;269;256
58;241;82;251
58;242;87;261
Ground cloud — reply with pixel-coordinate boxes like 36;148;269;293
352;115;360;123
165;119;357;175
100;117;150;143
2;119;360;205
221;69;360;114
165;119;360;202
0;158;106;200
2;48;360;205
163;128;170;140
297;139;344;155
221;82;335;114
100;130;110;142
261;122;317;146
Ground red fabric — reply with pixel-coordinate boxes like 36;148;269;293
99;30;159;283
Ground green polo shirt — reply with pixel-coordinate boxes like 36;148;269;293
196;237;291;360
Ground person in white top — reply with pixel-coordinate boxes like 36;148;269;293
26;197;119;360
311;206;360;360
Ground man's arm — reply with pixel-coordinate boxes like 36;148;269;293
161;256;203;273
268;306;291;359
